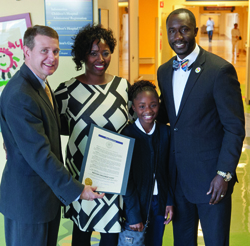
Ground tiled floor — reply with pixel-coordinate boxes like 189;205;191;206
0;34;249;245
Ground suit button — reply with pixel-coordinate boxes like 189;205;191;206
174;128;178;131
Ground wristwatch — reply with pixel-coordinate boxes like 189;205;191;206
217;171;233;182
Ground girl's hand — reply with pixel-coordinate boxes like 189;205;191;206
129;222;144;232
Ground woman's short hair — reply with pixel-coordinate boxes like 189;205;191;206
72;24;117;71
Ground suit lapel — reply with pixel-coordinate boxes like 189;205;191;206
21;64;58;121
38;82;62;128
50;86;61;129
175;47;206;123
165;57;177;121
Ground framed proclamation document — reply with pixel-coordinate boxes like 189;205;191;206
79;124;135;195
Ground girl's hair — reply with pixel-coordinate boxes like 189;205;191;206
128;80;158;102
72;24;117;71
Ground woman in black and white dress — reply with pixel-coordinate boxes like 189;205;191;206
55;24;131;246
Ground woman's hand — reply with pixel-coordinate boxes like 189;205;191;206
129;222;144;232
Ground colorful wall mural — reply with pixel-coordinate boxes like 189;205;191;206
0;13;31;94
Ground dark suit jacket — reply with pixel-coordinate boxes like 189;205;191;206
157;47;245;204
121;122;173;225
0;64;84;224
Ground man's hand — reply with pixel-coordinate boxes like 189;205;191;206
129;222;144;232
80;185;105;201
207;174;228;205
164;205;174;225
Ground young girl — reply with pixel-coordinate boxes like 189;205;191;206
121;80;174;246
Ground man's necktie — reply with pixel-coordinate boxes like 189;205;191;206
173;59;189;72
44;82;54;108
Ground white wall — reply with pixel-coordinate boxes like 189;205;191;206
0;0;119;180
225;13;239;39
98;0;119;76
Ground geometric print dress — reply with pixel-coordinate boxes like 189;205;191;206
54;76;131;233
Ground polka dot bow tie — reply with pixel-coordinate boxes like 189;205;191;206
173;59;189;72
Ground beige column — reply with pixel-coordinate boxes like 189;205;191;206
129;0;139;84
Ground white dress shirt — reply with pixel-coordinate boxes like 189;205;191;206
30;70;46;89
206;19;214;31
173;44;200;115
135;119;158;195
231;28;241;41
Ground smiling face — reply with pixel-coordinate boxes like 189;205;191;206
85;39;111;77
132;91;160;133
167;12;198;59
0;52;12;72
23;34;59;80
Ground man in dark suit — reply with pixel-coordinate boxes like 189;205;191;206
0;25;104;246
157;9;245;246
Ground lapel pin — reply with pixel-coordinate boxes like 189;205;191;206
195;67;201;73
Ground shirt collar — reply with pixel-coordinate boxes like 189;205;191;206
29;68;46;89
176;43;200;67
135;118;156;135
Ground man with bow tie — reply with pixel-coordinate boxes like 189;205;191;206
157;8;245;246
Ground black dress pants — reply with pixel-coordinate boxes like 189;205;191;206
173;177;231;246
72;223;118;246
